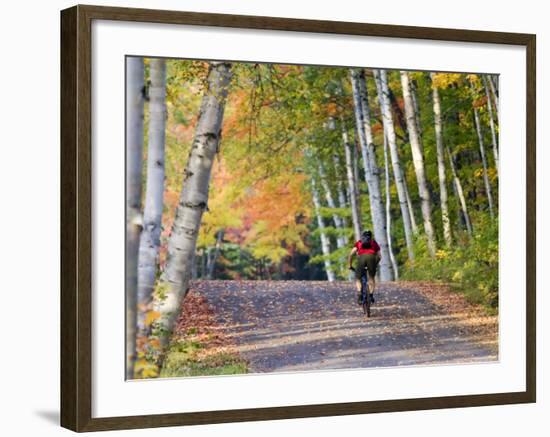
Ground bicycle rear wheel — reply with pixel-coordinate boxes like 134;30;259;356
361;275;371;317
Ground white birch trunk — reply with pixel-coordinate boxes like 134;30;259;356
410;78;423;141
383;134;399;278
373;70;418;234
125;57;144;379
350;68;393;281
341;122;362;241
400;71;436;256
334;154;355;282
154;62;232;354
137;58;167;337
446;145;473;236
488;75;500;121
373;69;415;261
311;178;335;282
352;141;360;207
403;177;419;233
483;75;499;177
319;165;346;248
431;75;452;246
332;154;350;234
473;107;495;219
206;229;224;279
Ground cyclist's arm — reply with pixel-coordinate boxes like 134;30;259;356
348;247;357;269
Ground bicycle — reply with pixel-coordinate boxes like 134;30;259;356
350;266;371;317
360;270;371;317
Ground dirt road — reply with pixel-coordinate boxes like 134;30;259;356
189;280;498;373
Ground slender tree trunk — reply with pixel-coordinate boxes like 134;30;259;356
206;229;224;279
446;145;473;236
353;142;361;205
319;165;346;248
191;251;198;279
311;178;335;282
473;108;495;219
350;68;393;281
137;58;167;339
201;249;207;278
482;75;499;177
333;152;353;282
154;62;232;356
374;71;418;233
431;74;452;246
383;134;399;278
265;259;272;280
341;121;362;241
488;74;499;121
403;177;419;233
373;69;414;260
401;71;436;256
206;246;213;273
410;78;423;141
125;57;144;379
332;154;350;234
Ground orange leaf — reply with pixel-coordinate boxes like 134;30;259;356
145;311;160;327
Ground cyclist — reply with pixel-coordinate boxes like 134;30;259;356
348;230;381;305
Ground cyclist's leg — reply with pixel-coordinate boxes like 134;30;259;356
355;279;362;304
355;254;367;304
365;254;377;298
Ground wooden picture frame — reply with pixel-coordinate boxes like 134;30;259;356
60;4;536;432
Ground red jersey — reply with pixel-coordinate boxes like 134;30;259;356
355;239;380;255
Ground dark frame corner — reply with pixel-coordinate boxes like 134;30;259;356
61;4;536;432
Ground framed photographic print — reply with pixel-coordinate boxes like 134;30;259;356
60;4;536;432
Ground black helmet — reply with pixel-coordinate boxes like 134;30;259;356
360;230;373;248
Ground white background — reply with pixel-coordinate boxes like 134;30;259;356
93;20;526;418
0;0;547;435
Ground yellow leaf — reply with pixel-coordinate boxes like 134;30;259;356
134;358;159;379
431;73;462;89
145;311;160;327
142;367;159;378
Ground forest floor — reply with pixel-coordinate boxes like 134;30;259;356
169;280;498;376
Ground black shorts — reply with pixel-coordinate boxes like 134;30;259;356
355;253;378;280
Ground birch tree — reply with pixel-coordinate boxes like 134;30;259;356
488;75;499;121
333;153;349;232
431;73;452;246
154;62;233;355
333;154;355;280
404;177;419;234
319;164;346;248
311;178;336;281
473;106;495;219
125;57;144;379
350;68;393;281
206;229;224;279
446;145;473;236
340;119;362;241
373;69;415;260
137;58;167;338
373;70;418;234
383;134;399;278
400;71;436;256
482;75;499;177
410;78;423;140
